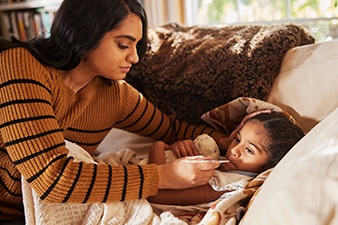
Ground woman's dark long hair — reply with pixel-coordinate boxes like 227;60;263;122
0;0;148;71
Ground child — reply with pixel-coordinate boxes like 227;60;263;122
147;111;305;205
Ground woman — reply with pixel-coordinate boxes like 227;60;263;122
0;0;228;222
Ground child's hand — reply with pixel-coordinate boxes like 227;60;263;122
217;136;231;152
170;140;200;158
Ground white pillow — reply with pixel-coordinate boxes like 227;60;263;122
240;107;338;225
96;128;154;158
268;40;338;132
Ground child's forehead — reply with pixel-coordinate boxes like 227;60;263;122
244;120;266;133
241;121;271;150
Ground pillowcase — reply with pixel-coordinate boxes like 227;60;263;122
267;39;338;132
240;108;338;225
126;23;315;124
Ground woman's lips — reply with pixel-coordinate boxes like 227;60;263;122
121;67;131;73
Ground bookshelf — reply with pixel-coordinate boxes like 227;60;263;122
0;0;62;41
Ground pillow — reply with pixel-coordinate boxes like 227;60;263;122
96;128;154;158
240;108;338;225
267;39;338;132
126;23;315;124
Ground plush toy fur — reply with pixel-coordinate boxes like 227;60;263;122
165;134;220;162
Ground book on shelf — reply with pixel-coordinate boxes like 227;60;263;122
1;8;55;41
0;1;29;4
16;11;28;40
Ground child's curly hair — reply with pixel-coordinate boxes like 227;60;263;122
245;112;305;170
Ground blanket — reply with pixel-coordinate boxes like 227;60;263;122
22;140;268;225
150;97;295;224
201;96;302;135
126;23;315;124
22;141;159;225
150;170;270;225
22;97;292;224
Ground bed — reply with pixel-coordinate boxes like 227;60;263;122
24;23;338;224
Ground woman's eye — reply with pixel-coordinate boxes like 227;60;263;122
118;43;129;49
234;137;240;142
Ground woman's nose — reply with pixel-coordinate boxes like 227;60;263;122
127;48;139;64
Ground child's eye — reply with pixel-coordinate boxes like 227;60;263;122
246;148;254;155
234;136;240;142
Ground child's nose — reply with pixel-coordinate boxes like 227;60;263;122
231;146;241;157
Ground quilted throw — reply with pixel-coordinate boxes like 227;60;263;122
126;23;315;124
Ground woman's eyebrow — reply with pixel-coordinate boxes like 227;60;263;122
115;35;137;42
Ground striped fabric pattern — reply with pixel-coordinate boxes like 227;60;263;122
0;47;223;221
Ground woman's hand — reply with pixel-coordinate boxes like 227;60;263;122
157;156;220;189
169;139;199;158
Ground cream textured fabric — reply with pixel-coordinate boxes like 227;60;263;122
268;40;338;132
22;141;157;225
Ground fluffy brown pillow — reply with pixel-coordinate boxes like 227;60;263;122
126;23;315;124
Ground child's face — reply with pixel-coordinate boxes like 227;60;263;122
223;120;270;173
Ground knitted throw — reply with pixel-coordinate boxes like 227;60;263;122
126;23;315;124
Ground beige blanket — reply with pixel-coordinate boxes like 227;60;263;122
22;97;286;224
22;97;293;224
22;140;268;225
22;141;161;225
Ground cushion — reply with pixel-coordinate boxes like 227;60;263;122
267;39;338;132
126;23;315;124
240;108;338;225
96;128;154;158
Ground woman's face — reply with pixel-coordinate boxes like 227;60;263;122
83;13;142;81
223;120;270;173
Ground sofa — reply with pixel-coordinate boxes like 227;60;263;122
22;23;336;224
95;23;338;224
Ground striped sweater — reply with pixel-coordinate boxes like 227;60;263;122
0;47;224;221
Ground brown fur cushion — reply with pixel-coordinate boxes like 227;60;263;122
126;23;315;124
